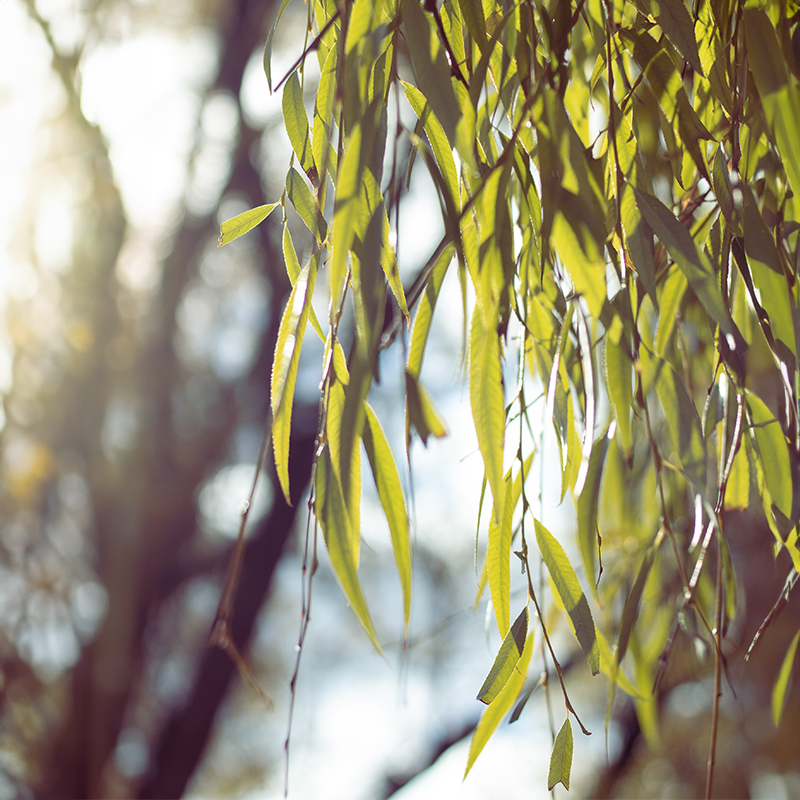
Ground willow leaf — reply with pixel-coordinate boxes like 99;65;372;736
488;469;513;636
747;391;792;523
315;446;381;652
218;202;280;246
477;607;528;704
547;718;573;791
465;631;533;777
652;357;707;490
535;518;600;675
470;307;506;519
271;257;318;504
363;402;412;634
772;629;800;728
575;426;611;605
286;167;327;243
744;9;800;201
282;72;314;176
405;371;448;448
642;0;703;75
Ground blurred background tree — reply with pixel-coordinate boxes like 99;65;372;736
1;1;799;799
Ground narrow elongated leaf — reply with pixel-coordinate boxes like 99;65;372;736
331;124;363;310
488;469;513;636
263;0;293;91
547;718;573;791
744;9;800;201
652;357;707;489
772;630;800;727
286;167;327;243
312;45;338;191
315;446;381;652
283;225;325;340
477;607;528;704
575;426;611;604
618;543;658;666
747;391;792;522
218;203;279;246
741;185;796;367
405;372;448;447
403;0;461;143
604;319;634;459
642;0;703;75
634;188;739;345
402;81;460;212
282;72;314;176
654;267;688;356
535;519;600;675
465;630;534;777
470;307;506;518
363;403;412;634
271;258;318;504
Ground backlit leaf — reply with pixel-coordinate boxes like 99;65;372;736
772;629;800;728
363;403;412;634
271;257;318;504
488;468;513;636
477;607;528;704
218;202;280;246
286;167;327;243
465;630;534;777
282;72;314;176
535;519;600;675
547;718;573;791
641;0;703;75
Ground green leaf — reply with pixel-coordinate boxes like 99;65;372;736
263;0;293;91
652;356;707;489
282;225;325;340
312;45;338;191
547;718;573;791
534;518;600;675
363;402;412;635
330;123;363;310
744;9;800;201
405;371;448;447
741;185;796;368
403;0;461;144
470;306;506;520
218;202;280;246
477;607;528;704
286;167;327;243
634;188;742;349
772;629;800;728
315;445;381;652
575;426;611;605
283;72;314;177
271;257;318;504
747;391;792;523
641;0;703;75
488;469;513;636
465;630;534;777
654;267;688;357
604;319;634;459
402;80;460;213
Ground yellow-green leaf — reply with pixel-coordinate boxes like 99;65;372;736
747;391;792;523
535;518;600;675
283;72;314;176
271;257;318;504
604;319;634;459
315;446;381;652
744;9;800;201
405;371;448;448
641;0;703;75
652;356;707;489
286;167;327;243
772;629;800;728
218;202;280;246
465;630;533;777
547;718;573;791
477;607;528;704
363;402;412;634
470;306;506;519
488;469;513;636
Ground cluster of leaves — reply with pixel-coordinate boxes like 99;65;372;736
220;0;800;791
